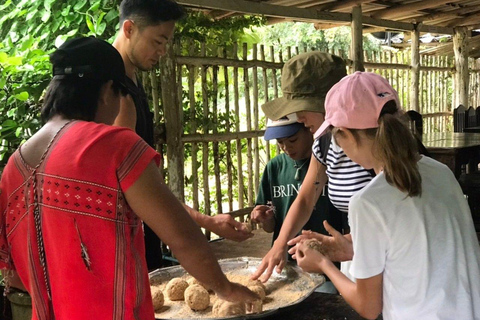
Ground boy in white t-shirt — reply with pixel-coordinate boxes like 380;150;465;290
289;72;480;320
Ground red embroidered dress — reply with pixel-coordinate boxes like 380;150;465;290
0;121;160;320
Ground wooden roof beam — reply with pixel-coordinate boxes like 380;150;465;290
413;6;480;23
178;0;454;34
312;0;377;12
178;0;352;23
446;12;480;28
371;0;464;20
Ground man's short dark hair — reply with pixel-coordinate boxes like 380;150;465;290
119;0;186;28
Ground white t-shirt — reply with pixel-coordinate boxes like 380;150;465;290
349;156;480;320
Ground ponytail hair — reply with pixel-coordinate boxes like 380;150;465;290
374;101;422;197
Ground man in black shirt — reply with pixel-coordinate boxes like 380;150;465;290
113;0;252;270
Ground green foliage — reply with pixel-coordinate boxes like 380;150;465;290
253;22;381;56
0;0;120;166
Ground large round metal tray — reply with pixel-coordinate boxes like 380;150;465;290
149;257;325;319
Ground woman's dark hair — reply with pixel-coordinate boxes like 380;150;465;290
41;77;122;123
119;0;186;29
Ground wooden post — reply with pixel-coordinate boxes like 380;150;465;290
410;25;420;112
160;44;184;201
351;5;364;72
453;27;469;108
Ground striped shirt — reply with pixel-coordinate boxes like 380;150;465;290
313;137;372;213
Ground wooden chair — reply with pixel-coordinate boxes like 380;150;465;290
454;104;466;132
476;106;480;126
466;106;477;128
406;110;423;136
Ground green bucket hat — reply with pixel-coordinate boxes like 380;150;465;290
262;51;347;120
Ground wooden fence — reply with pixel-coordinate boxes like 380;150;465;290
141;41;480;238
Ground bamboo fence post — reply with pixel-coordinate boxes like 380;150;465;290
442;56;447;131
200;42;211;239
410;26;420;112
453;26;469;107
261;45;271;163
233;42;245;214
212;48;223;214
222;47;234;212
252;44;260;196
161;43;184;200
187;40;199;211
351;5;364;72
270;46;281;156
243;43;254;207
430;56;434;130
387;51;392;84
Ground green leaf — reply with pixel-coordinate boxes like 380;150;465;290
20;36;35;51
14;92;29;101
85;15;95;33
6;56;22;66
0;52;8;63
96;21;106;35
88;0;101;12
73;0;87;11
15;127;23;137
96;11;106;26
43;0;55;11
104;8;117;23
0;0;12;11
25;8;39;21
41;10;51;23
2;120;18;128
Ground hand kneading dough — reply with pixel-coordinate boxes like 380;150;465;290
151;288;164;310
166;278;189;301
187;276;210;291
304;238;327;255
247;285;266;301
245;279;266;292
248;299;263;314
242;222;253;233
212;299;246;317
184;284;210;311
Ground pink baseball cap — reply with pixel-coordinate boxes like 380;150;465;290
314;72;400;138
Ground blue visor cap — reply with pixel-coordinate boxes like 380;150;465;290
264;122;304;141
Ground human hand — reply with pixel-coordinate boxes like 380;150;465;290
287;221;353;262
250;242;287;282
291;241;325;273
208;214;253;242
250;205;275;233
250;205;274;224
215;281;260;304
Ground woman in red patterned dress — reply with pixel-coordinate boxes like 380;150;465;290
0;37;257;320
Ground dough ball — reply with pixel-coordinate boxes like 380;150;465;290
184;284;210;311
304;239;327;255
242;222;253;233
245;279;266;292
248;299;263;314
247;285;266;301
212;299;246;317
151;287;164;310
165;278;189;301
187;277;210;291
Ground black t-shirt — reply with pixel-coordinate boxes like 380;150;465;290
126;77;155;147
126;76;161;270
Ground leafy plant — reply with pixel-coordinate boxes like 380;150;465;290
0;0;119;167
